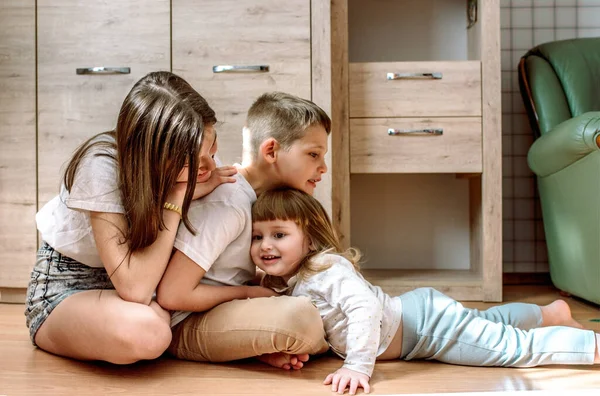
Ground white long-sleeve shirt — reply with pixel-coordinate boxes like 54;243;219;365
286;254;403;377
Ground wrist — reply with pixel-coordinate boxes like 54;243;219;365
163;202;182;217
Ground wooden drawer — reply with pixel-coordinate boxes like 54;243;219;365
349;61;481;118
350;117;482;173
173;0;311;165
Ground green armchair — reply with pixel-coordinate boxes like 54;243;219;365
519;38;600;305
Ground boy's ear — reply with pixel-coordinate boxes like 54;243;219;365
260;138;280;164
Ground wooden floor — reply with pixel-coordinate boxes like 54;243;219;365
1;285;599;395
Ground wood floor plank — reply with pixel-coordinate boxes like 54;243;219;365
1;285;599;395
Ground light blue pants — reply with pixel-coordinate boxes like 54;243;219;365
399;287;596;367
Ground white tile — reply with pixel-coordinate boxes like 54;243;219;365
515;219;535;239
512;92;527;113
501;8;511;28
533;28;555;45
514;241;536;261
502;155;514;177
513;114;533;135
503;261;516;272
555;0;576;5
535;261;549;272
512;29;534;50
512;70;522;92
555;7;576;28
578;28;600;38
534;0;553;6
503;220;515;240
500;0;512;8
578;7;600;28
512;50;527;71
514;177;535;198
512;7;533;28
502;71;513;91
533;7;554;28
578;0;600;6
502;50;513;71
502;134;513;154
512;0;533;7
501;28;512;50
502;115;513;133
556;28;576;40
502;92;513;116
514;261;536;272
514;155;533;176
513;135;534;156
514;199;535;219
503;198;514;219
536;241;548;262
503;177;515;198
503;241;515;262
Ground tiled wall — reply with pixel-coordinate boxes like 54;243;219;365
501;0;600;273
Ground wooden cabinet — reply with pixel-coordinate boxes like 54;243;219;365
329;0;502;302
0;0;36;298
172;0;312;165
0;1;501;304
37;0;171;207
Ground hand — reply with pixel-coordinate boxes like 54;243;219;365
191;165;237;200
324;367;371;395
245;285;279;299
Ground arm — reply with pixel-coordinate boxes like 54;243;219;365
90;191;184;305
156;200;276;312
528;112;600;178
156;250;270;311
304;260;382;394
90;167;237;305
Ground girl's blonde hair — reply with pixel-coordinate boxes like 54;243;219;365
251;188;361;291
63;71;215;253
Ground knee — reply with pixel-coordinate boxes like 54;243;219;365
278;296;327;351
114;309;172;364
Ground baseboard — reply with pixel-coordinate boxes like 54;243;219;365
503;272;552;285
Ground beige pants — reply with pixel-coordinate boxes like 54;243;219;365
167;295;329;362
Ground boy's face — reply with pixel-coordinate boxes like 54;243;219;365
275;125;328;195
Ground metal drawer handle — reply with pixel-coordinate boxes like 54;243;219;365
212;65;269;73
388;128;443;136
386;72;442;80
76;67;131;75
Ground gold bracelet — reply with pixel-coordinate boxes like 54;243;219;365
163;202;182;217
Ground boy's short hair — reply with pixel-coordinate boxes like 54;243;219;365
245;92;331;160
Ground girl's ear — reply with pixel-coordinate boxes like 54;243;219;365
259;138;280;164
308;237;317;252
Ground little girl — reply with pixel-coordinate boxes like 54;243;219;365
250;188;600;395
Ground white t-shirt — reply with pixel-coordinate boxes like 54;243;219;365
170;171;257;327
288;253;403;377
36;134;124;267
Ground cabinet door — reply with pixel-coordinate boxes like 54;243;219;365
0;0;36;288
172;0;311;165
37;0;170;206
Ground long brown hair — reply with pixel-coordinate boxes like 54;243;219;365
63;71;216;252
251;188;361;290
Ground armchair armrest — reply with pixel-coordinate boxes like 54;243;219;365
527;112;600;178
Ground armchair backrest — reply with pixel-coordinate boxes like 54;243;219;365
519;37;600;137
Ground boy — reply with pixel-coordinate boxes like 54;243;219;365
156;92;331;369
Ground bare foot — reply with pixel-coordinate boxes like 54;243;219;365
540;300;584;329
256;353;310;370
